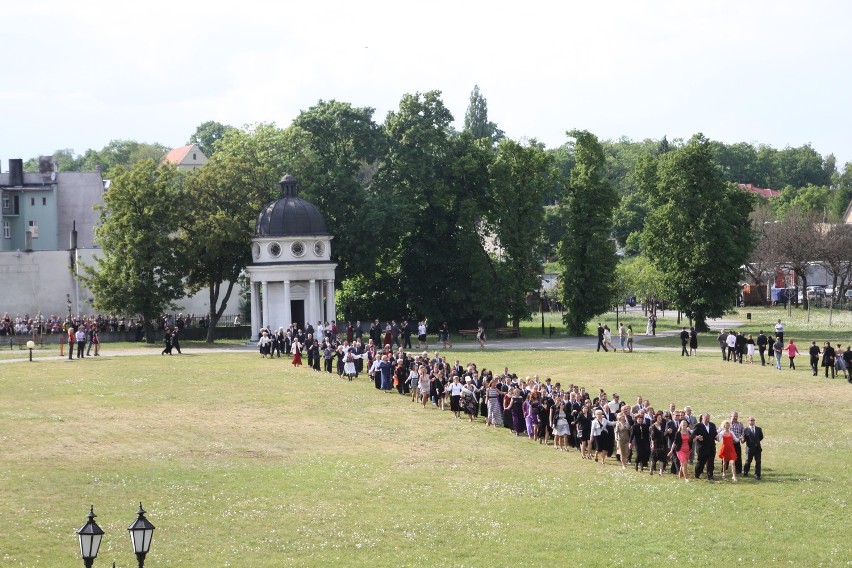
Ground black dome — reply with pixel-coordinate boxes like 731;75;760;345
255;175;328;237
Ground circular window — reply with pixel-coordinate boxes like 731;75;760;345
252;243;261;259
268;242;282;258
313;241;325;257
291;241;306;257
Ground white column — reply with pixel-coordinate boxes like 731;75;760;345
250;280;261;340
261;280;270;330
283;280;291;328
326;279;335;323
308;279;317;327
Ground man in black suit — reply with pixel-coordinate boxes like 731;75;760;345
742;416;764;480
809;341;821;376
597;323;607;352
680;327;690;356
693;413;718;481
756;331;768;366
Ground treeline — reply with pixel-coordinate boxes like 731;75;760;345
32;87;849;338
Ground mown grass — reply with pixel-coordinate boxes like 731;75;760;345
1;344;850;566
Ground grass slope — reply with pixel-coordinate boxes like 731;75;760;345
1;347;850;566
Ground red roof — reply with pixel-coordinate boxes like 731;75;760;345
738;183;780;198
161;144;194;165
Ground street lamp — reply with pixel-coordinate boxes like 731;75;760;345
540;288;545;335
26;340;34;362
128;503;156;567
76;506;104;568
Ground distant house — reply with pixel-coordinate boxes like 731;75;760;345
842;198;852;225
738;184;781;199
161;144;208;171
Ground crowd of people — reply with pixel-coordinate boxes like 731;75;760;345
271;326;765;482
0;311;143;336
715;319;852;382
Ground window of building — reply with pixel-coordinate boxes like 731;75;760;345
193;153;197;160
2;195;8;210
28;220;38;238
2;221;9;239
31;197;35;206
42;197;47;205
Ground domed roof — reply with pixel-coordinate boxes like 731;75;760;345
255;175;328;237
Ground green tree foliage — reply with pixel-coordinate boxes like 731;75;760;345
79;140;171;175
344;91;499;326
188;120;237;158
178;149;279;342
641;134;756;330
771;184;832;219
616;255;667;307
487;139;553;326
463;85;504;144
80;160;185;342
291;100;386;282
558;130;619;336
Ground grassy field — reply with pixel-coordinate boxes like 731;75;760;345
1;336;850;567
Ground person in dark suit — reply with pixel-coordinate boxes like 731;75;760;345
692;413;718;481
742;416;763;480
680;327;690;356
597;323;607;352
756;331;768;366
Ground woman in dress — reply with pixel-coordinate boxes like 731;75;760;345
550;398;571;451
383;323;393;349
476;320;486;349
507;388;526;436
461;378;478;422
574;404;593;459
603;325;616;352
343;346;357;380
591;408;616;464
91;329;100;356
650;411;668;476
523;391;540;439
746;334;755;364
717;419;738;481
630;412;651;472
645;316;653;336
486;379;503;427
626;325;634;353
835;344;848;379
418;367;431;407
440;321;453;349
291;337;302;367
614;413;632;468
670;420;692;481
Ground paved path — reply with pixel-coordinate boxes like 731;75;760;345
0;317;746;363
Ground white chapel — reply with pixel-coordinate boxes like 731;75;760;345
246;175;337;339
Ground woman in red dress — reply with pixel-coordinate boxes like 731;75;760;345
291;338;303;367
670;420;692;481
717;419;738;481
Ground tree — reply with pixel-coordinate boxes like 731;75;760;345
486;138;553;326
80;160;185;342
188;120;237;158
764;206;824;310
291;100;386;282
463;85;504;144
79;139;171;175
179;150;278;342
558;130;619;336
642;134;755;331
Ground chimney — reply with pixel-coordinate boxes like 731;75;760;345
9;159;23;186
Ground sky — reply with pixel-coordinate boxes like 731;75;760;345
2;0;851;171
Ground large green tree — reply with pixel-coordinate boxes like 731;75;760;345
486;138;553;326
291;100;386;282
463;85;503;144
642;134;755;330
188;120;237;158
81;160;185;342
558;130;619;336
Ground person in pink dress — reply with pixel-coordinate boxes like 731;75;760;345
670;420;692;481
717;420;739;481
291;338;303;367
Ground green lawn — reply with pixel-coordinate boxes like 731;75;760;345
1;340;850;566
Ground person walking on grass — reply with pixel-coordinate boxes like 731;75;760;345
773;336;783;370
670;420;692;481
782;338;798;370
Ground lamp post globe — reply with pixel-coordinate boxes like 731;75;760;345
128;503;155;567
26;340;35;362
76;506;104;568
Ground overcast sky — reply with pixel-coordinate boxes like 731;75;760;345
2;0;851;172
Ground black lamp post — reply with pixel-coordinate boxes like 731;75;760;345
76;506;104;568
540;288;546;335
26;340;34;362
128;503;155;567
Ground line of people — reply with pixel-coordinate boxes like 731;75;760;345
717;326;851;381
299;345;765;483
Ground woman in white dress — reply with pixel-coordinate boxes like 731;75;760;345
645;316;653;336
